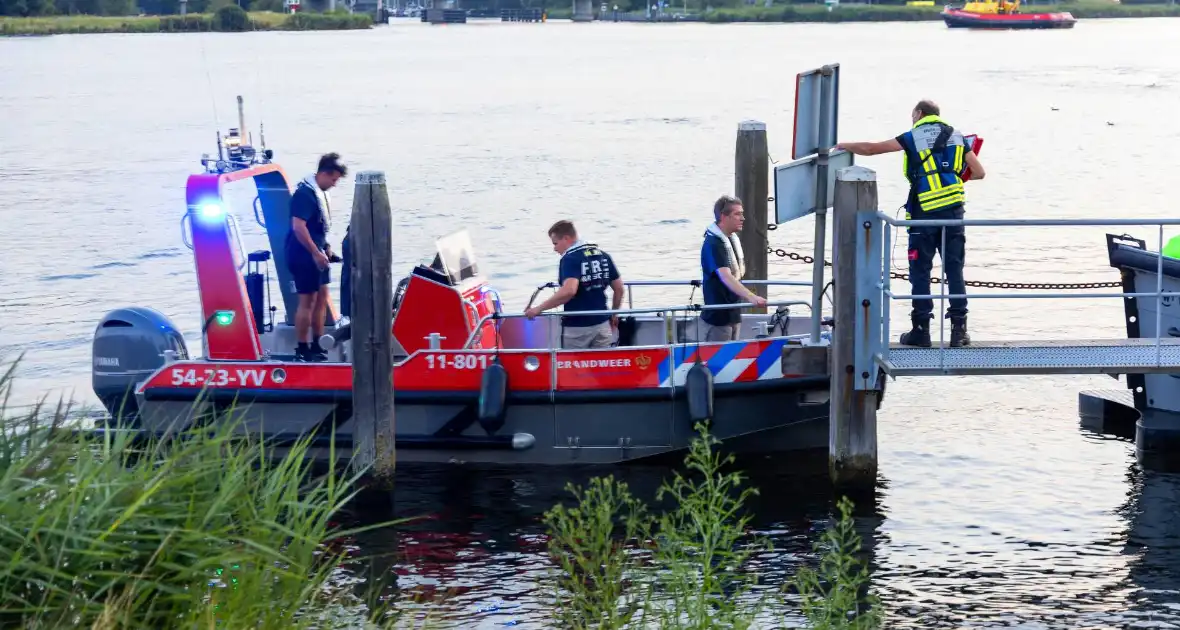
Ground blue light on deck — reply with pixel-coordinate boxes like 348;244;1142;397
197;203;225;220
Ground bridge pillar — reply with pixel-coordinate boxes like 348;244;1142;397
571;0;593;21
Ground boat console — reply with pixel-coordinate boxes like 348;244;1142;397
392;229;502;355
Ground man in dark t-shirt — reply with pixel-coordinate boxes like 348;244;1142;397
285;152;346;361
700;195;767;342
524;220;624;349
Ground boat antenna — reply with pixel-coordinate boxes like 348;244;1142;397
247;13;268;157
196;34;221;138
237;95;247;147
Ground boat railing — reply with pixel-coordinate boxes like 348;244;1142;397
621;279;813;307
180;204;249;272
461;299;813;350
525;279;814;312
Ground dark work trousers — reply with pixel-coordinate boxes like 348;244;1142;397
340;228;351;319
907;206;967;322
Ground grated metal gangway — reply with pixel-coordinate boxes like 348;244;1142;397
834;206;1180;389
882;338;1180;377
804;163;1180;481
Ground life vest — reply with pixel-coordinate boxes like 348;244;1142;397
1163;234;1180;260
900;115;968;215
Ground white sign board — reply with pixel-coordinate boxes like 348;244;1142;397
791;64;840;160
773;149;854;224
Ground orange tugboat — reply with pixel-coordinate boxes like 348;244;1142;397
942;0;1077;29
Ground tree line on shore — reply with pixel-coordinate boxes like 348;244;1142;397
0;0;349;19
4;0;1175;19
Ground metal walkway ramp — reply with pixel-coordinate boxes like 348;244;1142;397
881;338;1180;376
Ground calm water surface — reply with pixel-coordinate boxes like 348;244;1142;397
3;17;1180;628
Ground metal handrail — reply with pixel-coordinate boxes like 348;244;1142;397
226;212;247;272
528;278;815;316
252;195;266;228
871;212;1175;369
461;299;812;349
180;213;193;250
503;299;809;319
621;279;813;287
887;291;1180;300
878;213;1180;228
523;279;813;291
620;279;813;308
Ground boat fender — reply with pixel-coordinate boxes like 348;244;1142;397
685;362;714;424
478;360;509;435
318;323;352;350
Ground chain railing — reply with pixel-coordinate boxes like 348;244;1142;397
767;246;1123;290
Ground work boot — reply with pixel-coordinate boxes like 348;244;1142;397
899;316;932;348
950;317;971;348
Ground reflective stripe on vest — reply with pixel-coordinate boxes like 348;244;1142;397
900;115;967;214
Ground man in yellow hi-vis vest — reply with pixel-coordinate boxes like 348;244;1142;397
837;99;986;348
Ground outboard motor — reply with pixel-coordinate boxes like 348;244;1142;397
92;307;188;423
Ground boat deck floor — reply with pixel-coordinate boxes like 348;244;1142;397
883;338;1180;376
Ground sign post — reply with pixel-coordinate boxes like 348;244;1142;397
775;63;843;345
808;65;837;345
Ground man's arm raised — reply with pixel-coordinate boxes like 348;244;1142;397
836;138;903;157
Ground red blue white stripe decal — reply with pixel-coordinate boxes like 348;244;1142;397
658;339;786;386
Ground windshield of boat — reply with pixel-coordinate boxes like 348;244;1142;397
434;228;481;285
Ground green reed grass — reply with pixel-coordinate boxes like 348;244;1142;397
542;423;883;629
1;352;881;629
0;356;401;629
792;496;883;630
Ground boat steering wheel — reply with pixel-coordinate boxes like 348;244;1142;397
392;276;411;316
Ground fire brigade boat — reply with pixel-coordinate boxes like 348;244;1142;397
941;0;1077;29
90;105;833;465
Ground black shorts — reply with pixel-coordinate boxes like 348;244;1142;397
288;253;330;295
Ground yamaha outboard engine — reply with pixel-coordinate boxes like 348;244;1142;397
92;307;188;423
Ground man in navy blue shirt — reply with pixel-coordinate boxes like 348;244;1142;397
700;195;767;341
524;220;624;349
285;153;346;361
